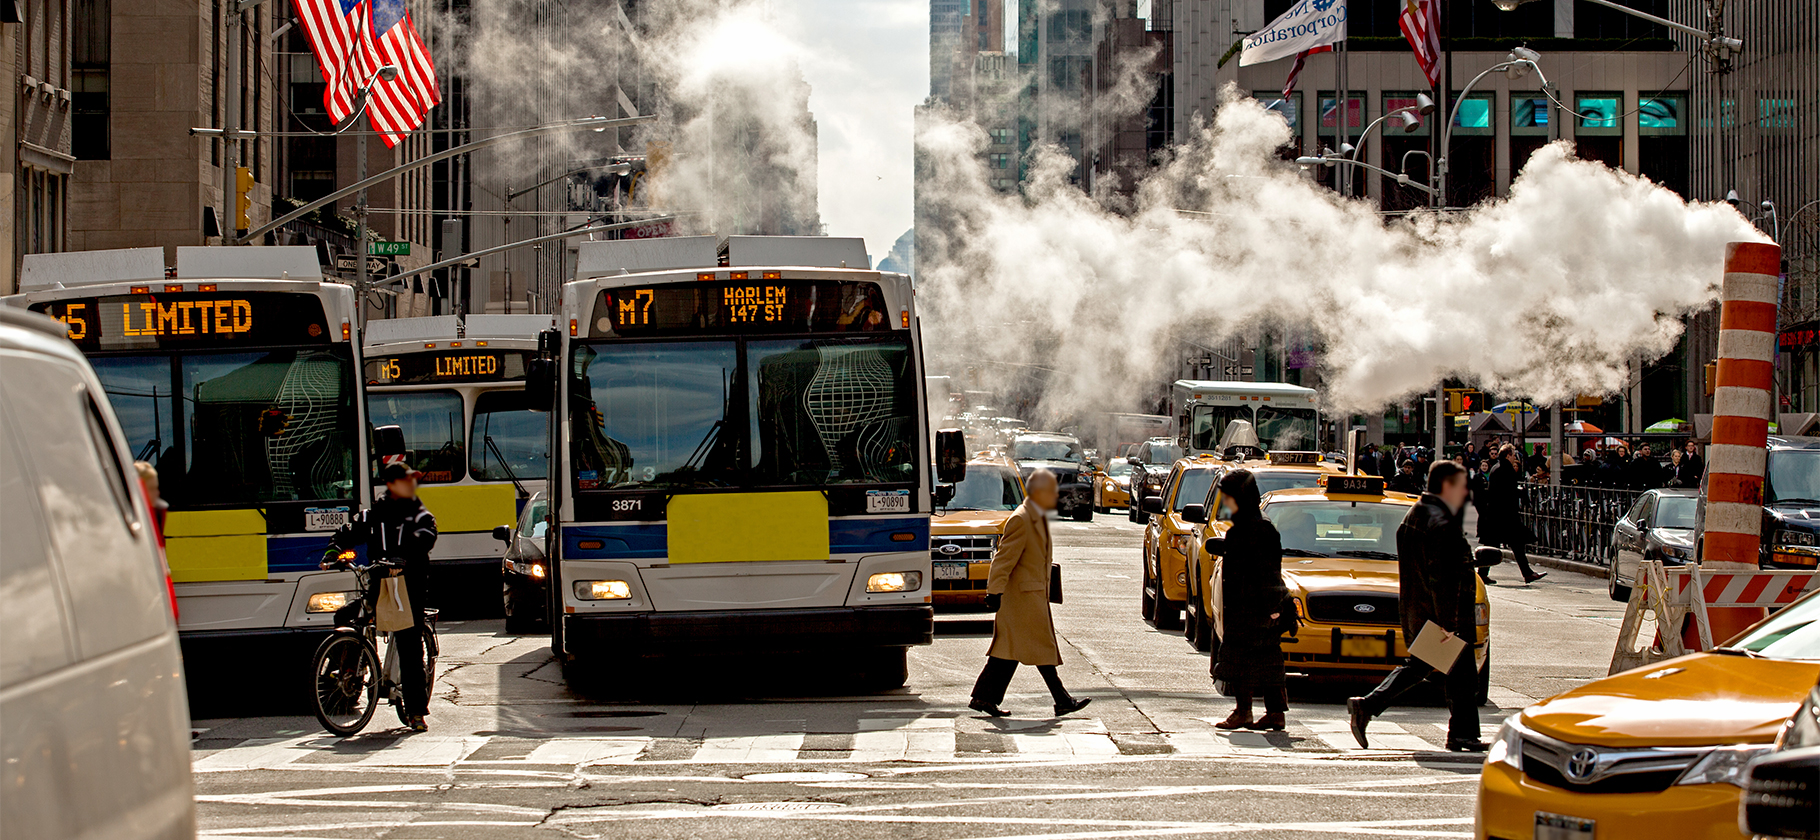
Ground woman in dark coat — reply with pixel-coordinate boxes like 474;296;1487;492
1209;469;1291;731
1483;445;1545;584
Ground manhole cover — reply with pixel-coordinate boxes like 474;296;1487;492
740;771;869;783
715;801;842;812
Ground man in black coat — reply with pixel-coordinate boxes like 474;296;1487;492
1347;460;1487;752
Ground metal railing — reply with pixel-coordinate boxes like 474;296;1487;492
1518;482;1643;567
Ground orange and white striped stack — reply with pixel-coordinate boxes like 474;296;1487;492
1698;241;1782;640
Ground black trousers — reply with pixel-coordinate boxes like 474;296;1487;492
1358;647;1480;741
1234;687;1287;714
972;657;1072;706
391;624;430;716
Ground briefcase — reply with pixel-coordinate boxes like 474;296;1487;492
1049;563;1063;604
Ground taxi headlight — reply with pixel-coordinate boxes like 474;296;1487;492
1779;692;1820;750
1675;744;1772;788
866;571;923;593
1487;715;1524;770
574;580;631;600
1475;602;1491;626
1168;533;1190;554
307;591;353;613
1292;597;1306;617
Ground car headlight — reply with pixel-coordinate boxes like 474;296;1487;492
530;563;546;579
1292;597;1306;617
1778;691;1820;750
866;571;923;593
1675;744;1773;788
1169;533;1190;554
1487;715;1524;770
1660;543;1692;560
1475;601;1491;626
307;591;353;613
574;580;632;600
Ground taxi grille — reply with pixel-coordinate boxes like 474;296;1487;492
932;536;994;591
1306;592;1399;625
1519;735;1703;795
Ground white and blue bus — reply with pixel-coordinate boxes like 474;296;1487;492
532;236;950;688
6;246;369;670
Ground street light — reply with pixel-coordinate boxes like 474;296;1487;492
1437;49;1553;209
332;65;401;133
1315;99;1433;196
1491;0;1742;52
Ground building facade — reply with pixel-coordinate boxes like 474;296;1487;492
5;0;75;293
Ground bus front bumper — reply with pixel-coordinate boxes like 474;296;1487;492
563;605;934;657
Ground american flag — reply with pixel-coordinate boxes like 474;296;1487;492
1399;0;1441;89
293;0;440;147
1282;45;1332;100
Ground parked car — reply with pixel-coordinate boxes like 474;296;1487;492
1739;672;1820;840
0;307;196;840
1608;488;1701;602
1009;432;1093;521
495;492;551;634
1762;436;1820;570
1126;437;1183;524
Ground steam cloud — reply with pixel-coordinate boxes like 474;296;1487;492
917;86;1767;417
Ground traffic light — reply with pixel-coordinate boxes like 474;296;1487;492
233;167;254;231
1444;388;1484;416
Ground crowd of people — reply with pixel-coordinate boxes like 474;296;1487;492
1356;436;1705;493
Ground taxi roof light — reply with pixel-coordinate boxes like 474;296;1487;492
1267;451;1322;466
1321;475;1387;495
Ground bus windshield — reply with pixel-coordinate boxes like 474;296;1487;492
367;390;466;483
1190;405;1250;451
1256;405;1318;450
470;390;549;482
567;336;918;491
91;348;359;507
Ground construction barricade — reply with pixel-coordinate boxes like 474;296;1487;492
1609;559;1820;674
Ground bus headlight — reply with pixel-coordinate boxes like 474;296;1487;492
307;591;353;613
867;571;923;593
575;580;632;600
530;563;546;579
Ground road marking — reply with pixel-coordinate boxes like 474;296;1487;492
525;737;650;765
192;736;318;772
852;717;958;762
691;732;806;763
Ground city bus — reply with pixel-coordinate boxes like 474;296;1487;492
363;313;552;615
531;235;947;689
1173;380;1321;456
5;246;369;672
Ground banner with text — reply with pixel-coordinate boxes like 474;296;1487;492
1241;0;1348;67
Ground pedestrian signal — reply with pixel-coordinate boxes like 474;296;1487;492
1445;389;1484;416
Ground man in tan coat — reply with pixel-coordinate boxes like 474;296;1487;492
969;469;1092;718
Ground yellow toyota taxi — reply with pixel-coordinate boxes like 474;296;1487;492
1093;458;1134;512
1196;474;1490;696
1140;455;1223;631
1476;590;1820;840
1181;452;1345;651
930;456;1025;610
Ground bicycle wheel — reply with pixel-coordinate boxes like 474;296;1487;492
311;631;380;736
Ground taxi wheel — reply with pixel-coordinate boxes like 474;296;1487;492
1155;594;1183;631
1140;562;1157;621
1186;585;1213;652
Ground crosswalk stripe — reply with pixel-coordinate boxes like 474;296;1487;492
1304;719;1435;752
192;736;317;772
523;738;650;765
851;719;958;762
690;733;806;763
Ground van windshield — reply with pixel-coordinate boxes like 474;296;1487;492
1766;450;1820;505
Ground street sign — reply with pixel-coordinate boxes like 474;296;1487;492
369;240;411;257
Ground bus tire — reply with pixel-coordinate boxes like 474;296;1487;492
858;648;909;691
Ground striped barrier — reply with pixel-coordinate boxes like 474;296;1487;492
1676;568;1820;610
1611;560;1820;673
1700;241;1783;640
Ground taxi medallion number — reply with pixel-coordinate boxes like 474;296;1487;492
305;507;351;532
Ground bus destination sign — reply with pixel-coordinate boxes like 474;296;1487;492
591;280;894;337
30;291;333;350
365;350;531;385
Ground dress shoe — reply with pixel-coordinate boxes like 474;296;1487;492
968;699;1010;718
1446;738;1490;753
1346;697;1370;749
1212;710;1253;730
1524;571;1548;584
1246;712;1286;731
1480;574;1497;585
1054;697;1092;717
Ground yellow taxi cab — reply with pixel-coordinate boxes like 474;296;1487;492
930;456;1026;610
1180;451;1345;651
1196;474;1491;696
1140;455;1224;631
1476;590;1820;840
1092;458;1134;512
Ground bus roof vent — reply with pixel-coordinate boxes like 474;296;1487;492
20;247;165;290
576;236;719;277
722;236;869;269
364;315;460;344
176;246;322;280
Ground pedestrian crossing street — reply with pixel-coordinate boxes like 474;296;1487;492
192;709;1483;772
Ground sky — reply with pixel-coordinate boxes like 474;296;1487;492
773;0;929;264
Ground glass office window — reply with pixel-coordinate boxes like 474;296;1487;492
1511;96;1551;135
1577;94;1622;134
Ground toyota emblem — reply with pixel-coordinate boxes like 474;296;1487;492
1353;603;1377;614
1565;748;1599;781
938;543;963;556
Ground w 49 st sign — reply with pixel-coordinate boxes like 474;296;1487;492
1445;388;1484;416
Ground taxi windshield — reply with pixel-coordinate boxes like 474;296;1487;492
944;464;1024;511
1265;500;1406;559
1015;439;1082;463
1723;594;1820;660
1104;460;1133;477
1173;468;1216;512
1255;471;1325;496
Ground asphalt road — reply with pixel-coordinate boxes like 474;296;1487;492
191;513;1628;839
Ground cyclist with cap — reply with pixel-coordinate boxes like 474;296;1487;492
324;453;438;731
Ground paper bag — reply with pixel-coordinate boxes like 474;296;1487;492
1409;620;1467;672
376;574;416;632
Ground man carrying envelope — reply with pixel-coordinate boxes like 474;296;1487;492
1347;460;1488;753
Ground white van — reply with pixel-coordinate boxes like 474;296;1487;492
0;307;196;839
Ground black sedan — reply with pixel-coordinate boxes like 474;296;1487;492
493;492;552;633
1608;488;1699;602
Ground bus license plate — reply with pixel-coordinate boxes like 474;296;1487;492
866;490;911;514
304;507;350;532
1534;812;1594;840
934;562;969;580
1340;635;1388;658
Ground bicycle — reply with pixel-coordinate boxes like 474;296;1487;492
308;550;440;736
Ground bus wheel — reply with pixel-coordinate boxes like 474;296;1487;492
858;648;909;691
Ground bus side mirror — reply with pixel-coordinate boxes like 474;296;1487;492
934;484;956;507
1181;504;1207;524
373;425;406;459
935;428;967;483
492;525;512;544
524;357;555;412
1203;536;1227;557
